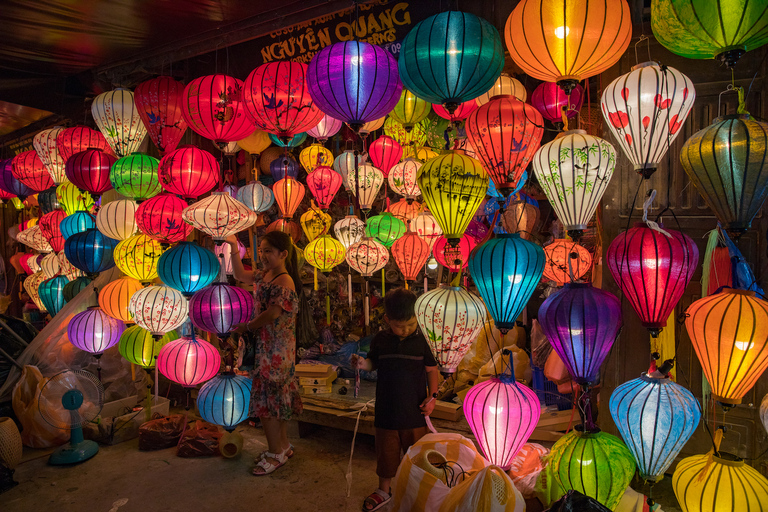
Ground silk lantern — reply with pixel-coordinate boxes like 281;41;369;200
63;276;91;302
119;325;178;368
466;96;544;194
334;215;365;250
468;234;544;332
96;199;138;240
64;228;118;275
110;153;162;202
685;289;768;405
158;145;218;200
607;223;699;337
114;234;164;284
12;150;53;192
305;235;346;272
39;210;66;252
411;211;443;254
652;0;768;68
20;254;41;275
415;284;486;373
369;135;402;178
306;166;342;209
610;371;701;482
418;151;488;244
91;88;147;157
158;241;219;297
266;219;302;242
602;62;695;179
24;271;48;312
358;116;386;136
347;164;384;211
388;158;421;199
0;158;33;199
39;275;69;316
243;61;324;140
333;150;366;191
307;41;402;130
197;373;252;430
268;132;306;148
300;207;332;242
365;213;405;248
38;187;60;215
299;144;333;173
33;127;66;184
65;148;117;197
40;252;60;279
543;239;592;285
681;114;768;234
134;76;188;155
57;251;85;281
270;155;299;181
533;131;616;239
68;307;126;354
135;193;193;244
475;73;527;105
390;89;432;130
182;192;258;242
432;100;478;121
189;283;253;338
238;130;271;155
215;241;245;276
56;182;94;215
181;74;255;146
392;232;431;283
17;226;52;253
55;125;111;163
505;0;632;93
346;237;389;277
99;276;143;323
463;367;541;470
384;117;428;148
307;114;342;142
532;82;585;123
157;334;220;387
272;178;305;219
129;285;188;336
399;11;504;113
388;198;422;224
433;234;477;272
237;181;274;213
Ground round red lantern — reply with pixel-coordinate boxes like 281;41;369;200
306;166;342;210
135;193;194;244
368;135;403;178
39;210;66;253
65;148;117;197
12;151;53;192
432;100;478;121
434;234;477;271
181;74;255;146
531;82;585;123
266;218;302;241
157;145;219;200
273;177;305;219
392;231;431;282
543;239;592;285
134;76;189;155
55;126;111;163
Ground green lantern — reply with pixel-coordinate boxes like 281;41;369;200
63;276;92;303
389;89;431;131
119;325;179;369
365;212;406;248
652;0;768;67
109;152;161;202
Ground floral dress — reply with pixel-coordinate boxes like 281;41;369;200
249;270;303;420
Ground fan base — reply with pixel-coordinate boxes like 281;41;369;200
0;465;18;494
48;440;99;465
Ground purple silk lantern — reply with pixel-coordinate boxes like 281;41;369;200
538;282;622;386
0;158;34;200
67;307;126;355
189;283;254;338
531;82;585;123
307;41;402;131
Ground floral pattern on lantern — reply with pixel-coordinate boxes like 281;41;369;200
181;74;255;145
237;181;274;213
392;232;431;282
68;307;125;354
158;145;219;200
299;144;334;174
129;285;189;336
57;251;86;281
119;325;178;368
12;150;53;192
411;211;443;254
99;276;143;323
135;193;193;244
334;215;366;250
114;234;164;284
39;210;66;252
305;235;346;272
110;153;162;202
306;166;342;210
56;181;94;215
157;334;220;387
33;127;67;184
300;207;332;242
182;192;258;243
24;271;48;312
543;239;592;285
91;88;147;157
388;159;421;199
65;148;117;197
532;82;585;123
40;252;60;279
333;150;366;191
347;164;384;211
55;126;111;163
96;199;138;240
384;117;427;148
134;76;188;155
189;283;253;338
17;225;52;253
346;237;389;277
159;241;220;297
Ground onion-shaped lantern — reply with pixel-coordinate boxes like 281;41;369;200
602;62;695;179
307;114;342;142
157;145;218;200
269;155;299;181
238;130;271;155
346;237;389;277
33;127;67;184
392;232;431;282
24;271;48;312
39;210;66;252
681;114;768;234
333;150;366;191
543;239;592;285
110;153;162;202
434;234;477;272
539;282;622;386
306;166;342;210
65;148;117;197
39;275;69;316
55;126;111;162
243;61;324;140
399;11;504;113
411;211;443;254
266;219;302;242
607;223;699;337
305;235;346;272
181;74;255;145
12;150;53;192
17;225;52;253
532;82;585;123
463;367;541;470
347;164;384;211
505;0;632;93
134;76;188;155
119;325;178;368
298;144;333;174
334;215;366;250
91;88;147;157
432;100;478;122
68;307;126;354
365;213;405;248
532;130;616;239
388;159;421;200
468;234;544;332
64;228;118;275
57;251;85;282
96;199;138;240
307;41;402;130
610;370;701;482
40;252;60;279
300;207;332;242
62;276;91;302
0;158;33;199
99;276;143;323
157;334;220;387
272;178;305;219
418;151;488;245
387;198;422;224
390;89;432;130
685;289;768;406
237;181;274;213
466;95;544;194
414;284;486;373
114;234;164;284
475;73;527;105
189;283;254;338
56;182;94;216
158;241;219;297
20;254;42;275
129;285;189;336
182;192;258;243
197;374;252;431
135;193;193;244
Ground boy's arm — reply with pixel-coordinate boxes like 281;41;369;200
351;354;375;372
420;365;440;416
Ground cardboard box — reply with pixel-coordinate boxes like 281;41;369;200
299;371;338;387
431;400;462;421
295;363;333;377
302;384;334;395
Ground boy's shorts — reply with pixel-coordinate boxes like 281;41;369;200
375;426;429;479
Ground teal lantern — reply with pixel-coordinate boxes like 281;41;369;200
398;11;504;114
63;228;119;275
268;132;307;148
63;276;92;302
157;241;220;297
468;234;544;332
109;152;161;202
365;212;406;248
39;275;69;315
60;211;96;240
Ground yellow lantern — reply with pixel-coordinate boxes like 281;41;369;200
299;144;333;174
237;130;271;155
390;89;432;131
403;146;438;162
384;117;428;147
358;116;386;137
305;235;345;273
114;234;164;284
300;206;332;242
56;181;94;215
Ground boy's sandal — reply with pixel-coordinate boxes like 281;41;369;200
254;444;294;463
252;449;288;476
362;489;391;512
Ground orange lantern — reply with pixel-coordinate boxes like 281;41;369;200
273;178;305;219
99;276;144;323
501;200;539;240
392;231;431;284
387;198;422;223
266;218;302;242
543;239;592;285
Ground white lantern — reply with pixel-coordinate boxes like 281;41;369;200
237;181;274;213
91;88;147;157
33;127;67;184
222;141;240;156
475;73;527;105
411;211;443;254
347;164;384;210
601;62;695;178
415;284;486;373
182;192;258;243
334;215;366;250
17;225;53;253
24;271;48;312
40;252;60;278
346;237;389;277
307;114;343;142
333;150;366;191
532;130;616;238
96;199;138;240
388;158;422;199
57;251;85;281
129;286;188;336
761;394;768;435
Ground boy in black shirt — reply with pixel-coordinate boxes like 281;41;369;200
351;288;439;512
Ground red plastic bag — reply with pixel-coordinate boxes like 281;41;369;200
138;414;186;450
176;420;222;457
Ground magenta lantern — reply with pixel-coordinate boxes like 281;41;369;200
157;145;219;200
55;126;112;163
189;283;254;339
307;114;343;142
306;166;342;209
65;148;117;197
368;135;403;177
157;333;221;387
181;74;256;146
12;151;53;192
135;193;194;244
433;234;477;272
67;307;126;355
134;76;189;155
531;82;585;123
432;100;478;121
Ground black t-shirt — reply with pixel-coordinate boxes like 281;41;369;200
367;328;438;430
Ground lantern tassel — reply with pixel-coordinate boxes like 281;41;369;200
381;268;385;296
314;267;318;291
701;229;719;297
656;313;676;380
696;428;724;482
450;271;462;287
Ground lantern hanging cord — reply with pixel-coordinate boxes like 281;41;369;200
633;34;652;65
642;190;672;238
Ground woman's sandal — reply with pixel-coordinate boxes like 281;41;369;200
254;444;294;464
362;489;392;512
252;448;289;476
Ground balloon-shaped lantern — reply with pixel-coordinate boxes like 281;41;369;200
129;286;188;336
119;325;178;368
347;164;384;211
531;82;585;123
110;153;162;202
346;237;389;277
388;159;421;200
40;252;60;279
333;150;366;191
189;283;253;338
158;241;219;297
65;148;117;197
299;144;333;173
392;232;431;283
157;145;218;200
55;126;111;162
33;127;66;184
99;276;143;323
24;271;48;312
300;207;332;242
181;74;255;146
63;276;91;302
67;307;126;355
0;158;33;199
306;166;342;210
238;130;271;155
157;334;220;387
305;235;346;273
365;213;405;248
135;193;193;244
114;234;164;284
266;219;302;242
182;192;258;243
306;114;342;142
543;239;592;286
38;210;66;252
237;181;274;213
369;135;403;178
17;226;52;253
96;199;138;240
91;89;147;157
475;73;527;105
39;275;69;316
60;211;95;240
433;234;477;272
64;228;118;275
384;116;428;148
197;374;252;432
134;76;188;155
334;215;366;250
57;251;85;282
56;182;94;216
358;116;386;136
38;187;61;215
390;89;432;130
12;151;53;192
387;198;422;224
272;178;305;219
269;155;299;181
411;211;443;254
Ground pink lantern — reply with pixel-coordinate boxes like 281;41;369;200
346;237;389;277
433;234;477;271
388;158;422;200
157;334;220;387
306;166;342;209
65;148;117;197
12;151;53;192
182;192;258;243
181;74;256;146
368;135;403;177
39;210;66;253
432;100;478;121
411;211;443;254
134;76;189;155
215;241;246;275
135;193;194;244
531;82;585;123
307;114;343;142
55;126;112;163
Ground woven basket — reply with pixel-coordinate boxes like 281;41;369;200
0;417;22;469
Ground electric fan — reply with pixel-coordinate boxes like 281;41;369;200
38;369;104;465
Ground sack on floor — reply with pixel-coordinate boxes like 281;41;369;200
11;365;68;448
177;420;222;457
391;433;489;512
545;490;611;511
508;443;550;498
439;465;525;512
138;414;186;450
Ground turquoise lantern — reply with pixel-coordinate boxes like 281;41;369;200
63;228;119;276
398;11;504;114
197;373;252;431
468;234;544;332
60;211;96;240
268;132;306;148
157;241;220;297
39;275;69;315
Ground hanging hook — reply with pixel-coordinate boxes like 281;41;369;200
717;84;740;117
633;35;651;65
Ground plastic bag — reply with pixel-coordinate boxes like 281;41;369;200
466;321;524;375
530;319;551;369
138;414;186;451
439;465;525;512
11;365;68;448
476;345;531;384
543;351;571;385
545;490;611;512
508;443;550;498
177;420;222;457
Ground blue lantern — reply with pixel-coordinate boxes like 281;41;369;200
39;275;69;315
197;373;252;431
157;241;220;297
488;170;527;199
609;371;701;482
269;155;300;181
268;132;306;148
468;233;544;332
60;211;96;240
63;276;92;303
64;228;118;275
398;11;504;113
